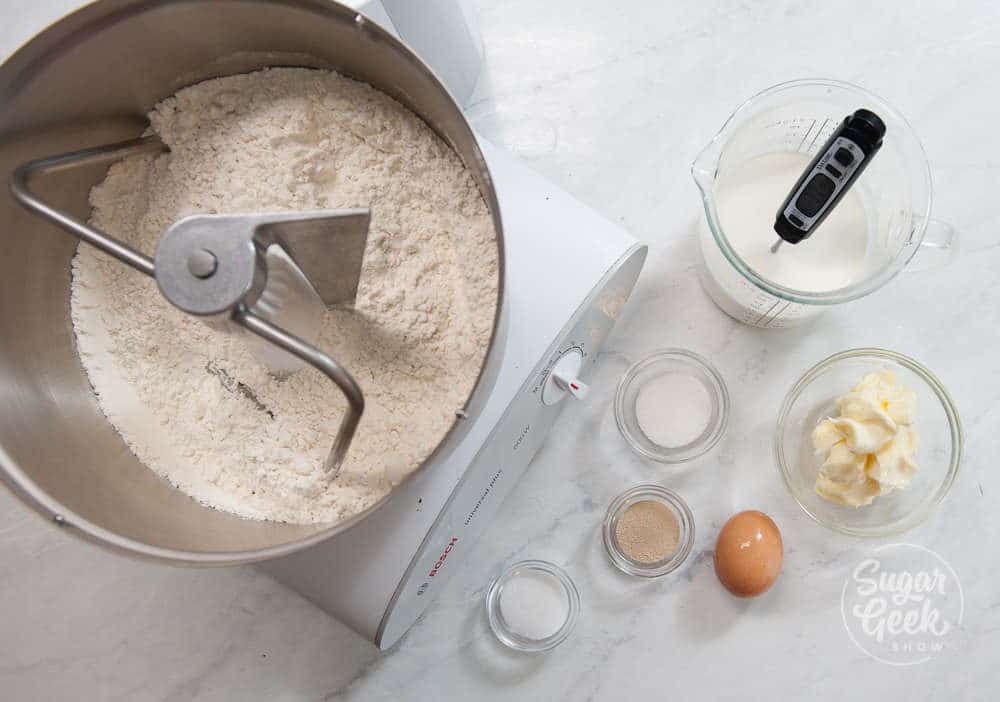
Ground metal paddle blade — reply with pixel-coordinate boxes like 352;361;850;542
255;209;371;308
159;209;371;375
246;244;327;376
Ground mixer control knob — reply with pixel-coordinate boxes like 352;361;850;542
542;349;588;405
553;369;589;400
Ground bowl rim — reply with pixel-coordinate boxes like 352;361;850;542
774;347;964;537
485;559;581;652
614;348;730;464
601;483;696;577
0;0;508;564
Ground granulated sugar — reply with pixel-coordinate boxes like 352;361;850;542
70;68;497;524
635;373;712;447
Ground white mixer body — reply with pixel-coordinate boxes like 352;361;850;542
351;0;483;107
0;0;642;651
262;139;646;649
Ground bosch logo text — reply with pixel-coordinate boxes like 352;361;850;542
428;537;458;577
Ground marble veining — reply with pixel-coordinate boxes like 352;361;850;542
2;0;999;700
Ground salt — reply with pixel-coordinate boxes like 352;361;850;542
635;373;712;447
499;570;569;641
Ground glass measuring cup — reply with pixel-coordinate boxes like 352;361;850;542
692;79;954;328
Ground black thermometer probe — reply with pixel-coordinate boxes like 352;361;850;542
772;109;886;250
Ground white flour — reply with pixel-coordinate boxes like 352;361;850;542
70;68;497;524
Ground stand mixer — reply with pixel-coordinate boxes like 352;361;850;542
0;0;645;649
263;138;644;647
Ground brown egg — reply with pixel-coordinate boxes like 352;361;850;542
714;510;783;598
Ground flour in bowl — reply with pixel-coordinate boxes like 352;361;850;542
70;68;498;524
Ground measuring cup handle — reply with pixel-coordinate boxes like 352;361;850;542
905;219;958;273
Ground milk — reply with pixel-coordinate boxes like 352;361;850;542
715;151;869;292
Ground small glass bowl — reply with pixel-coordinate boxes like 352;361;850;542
615;349;730;463
603;484;696;577
485;560;580;652
776;348;963;537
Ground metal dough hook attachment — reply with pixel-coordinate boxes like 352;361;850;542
10;135;369;476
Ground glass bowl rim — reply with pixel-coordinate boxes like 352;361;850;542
614;348;731;463
774;347;963;537
602;484;696;577
485;559;581;652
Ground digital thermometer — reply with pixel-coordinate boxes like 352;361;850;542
773;109;886;246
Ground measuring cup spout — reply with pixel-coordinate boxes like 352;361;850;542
691;137;723;198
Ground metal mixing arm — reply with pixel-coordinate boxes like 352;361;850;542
9;136;365;476
235;309;364;474
10;135;165;276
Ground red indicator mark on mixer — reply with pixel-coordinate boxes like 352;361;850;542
570;383;581;390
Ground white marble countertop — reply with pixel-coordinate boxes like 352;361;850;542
2;1;999;700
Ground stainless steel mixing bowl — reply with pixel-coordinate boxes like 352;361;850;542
0;0;505;564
